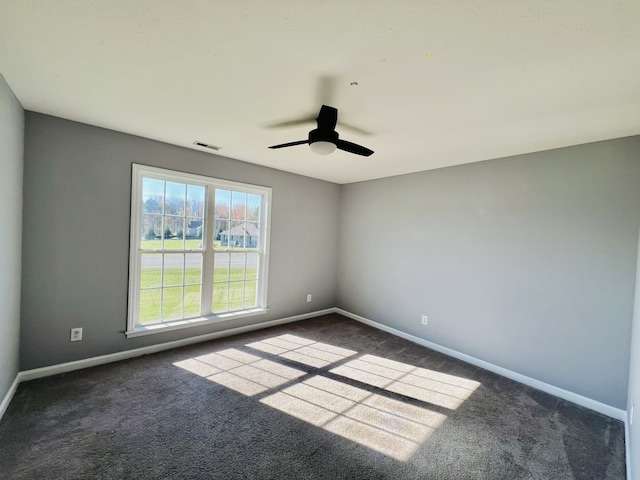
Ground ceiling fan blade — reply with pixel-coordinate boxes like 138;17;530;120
268;140;309;149
317;105;338;131
268;115;371;135
336;139;374;157
265;115;317;129
337;121;374;136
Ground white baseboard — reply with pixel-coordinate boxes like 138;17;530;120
0;374;20;421
6;307;628;425
336;308;627;422
625;413;632;480
19;308;335;383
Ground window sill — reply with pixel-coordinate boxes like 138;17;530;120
125;308;268;338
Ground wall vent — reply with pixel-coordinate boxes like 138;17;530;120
193;141;221;151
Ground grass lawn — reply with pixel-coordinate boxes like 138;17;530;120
140;239;259;251
141;239;202;250
139;267;257;323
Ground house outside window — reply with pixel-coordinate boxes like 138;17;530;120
127;164;271;337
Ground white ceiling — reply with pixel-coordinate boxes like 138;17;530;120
1;1;639;184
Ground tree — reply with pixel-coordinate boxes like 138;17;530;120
248;205;260;222
215;203;229;219
145;227;156;240
177;229;184;239
231;204;246;220
165;196;185;215
143;197;161;213
214;219;228;240
188;197;205;217
164;226;172;239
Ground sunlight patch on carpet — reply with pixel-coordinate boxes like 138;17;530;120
173;334;479;461
260;376;446;461
246;334;357;367
174;348;305;396
331;354;480;410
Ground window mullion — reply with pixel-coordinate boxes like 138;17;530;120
181;184;187;319
201;186;216;315
159;182;167;321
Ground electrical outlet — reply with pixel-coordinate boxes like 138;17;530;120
70;327;83;342
307;294;312;302
422;315;428;325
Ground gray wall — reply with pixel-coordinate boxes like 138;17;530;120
337;137;640;409
628;227;640;480
0;74;23;401
20;113;340;370
16;109;640;415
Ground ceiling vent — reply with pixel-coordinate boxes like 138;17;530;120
193;141;221;151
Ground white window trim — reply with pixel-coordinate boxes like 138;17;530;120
126;164;272;338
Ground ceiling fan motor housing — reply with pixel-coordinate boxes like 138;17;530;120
309;128;339;144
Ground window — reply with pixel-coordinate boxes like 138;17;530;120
127;164;271;336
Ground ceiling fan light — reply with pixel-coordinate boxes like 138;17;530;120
309;141;337;155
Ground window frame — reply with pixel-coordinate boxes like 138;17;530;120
126;164;271;338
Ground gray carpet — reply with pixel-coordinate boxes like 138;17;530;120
0;314;626;479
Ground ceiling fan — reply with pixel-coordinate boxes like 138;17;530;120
268;105;374;157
